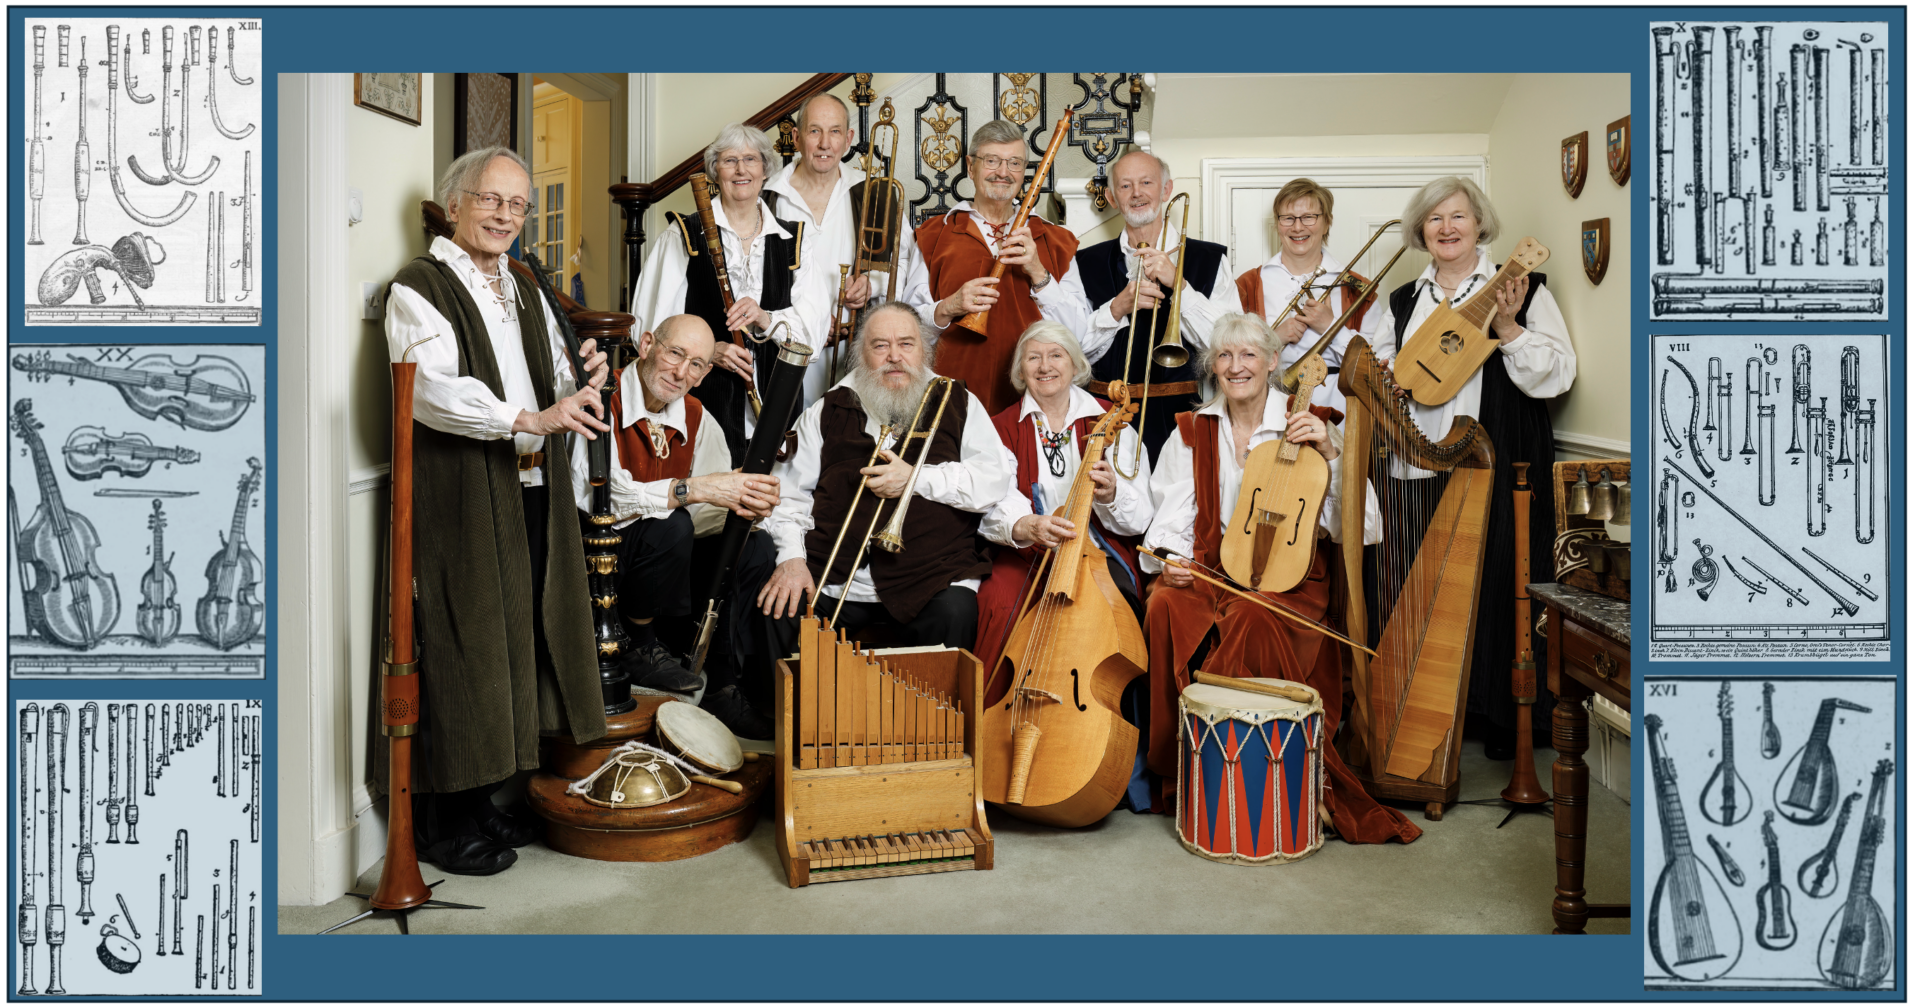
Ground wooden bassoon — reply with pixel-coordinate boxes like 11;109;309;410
952;109;1074;336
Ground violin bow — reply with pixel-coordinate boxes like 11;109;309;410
1141;546;1379;658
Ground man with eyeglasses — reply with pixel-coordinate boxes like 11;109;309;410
906;119;1088;415
1233;177;1383;409
764;93;923;405
631;122;834;467
1075;150;1235;462
383;145;612;876
570;313;784;736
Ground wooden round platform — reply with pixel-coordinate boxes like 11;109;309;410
544;695;674;780
526;758;773;863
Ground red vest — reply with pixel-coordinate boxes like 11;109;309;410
1175;404;1341;575
1234;267;1377;338
915;212;1077;415
988;400;1141;581
610;384;704;483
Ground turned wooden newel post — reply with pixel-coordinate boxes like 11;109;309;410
609;182;653;314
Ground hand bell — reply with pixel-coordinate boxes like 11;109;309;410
1566;465;1592;516
1587;466;1617;522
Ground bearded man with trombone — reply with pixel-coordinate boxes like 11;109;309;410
1077;150;1236;464
765;94;922;404
753;302;1009;662
1234;178;1385;412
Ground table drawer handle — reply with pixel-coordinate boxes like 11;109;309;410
1592;651;1619;679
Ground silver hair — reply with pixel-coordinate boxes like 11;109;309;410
1111;149;1173;189
702;122;778;180
1198;313;1282;411
1402;175;1501;253
439;146;533;212
1008;320;1092;393
970;119;1027;153
797;93;850;134
854;301;939;368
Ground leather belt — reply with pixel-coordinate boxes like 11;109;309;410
517;451;546;471
1123;381;1200;399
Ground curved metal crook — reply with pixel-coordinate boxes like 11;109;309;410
225;28;252;86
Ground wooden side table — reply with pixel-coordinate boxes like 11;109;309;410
1528;582;1631;935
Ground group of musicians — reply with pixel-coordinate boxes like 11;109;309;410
383;93;1576;875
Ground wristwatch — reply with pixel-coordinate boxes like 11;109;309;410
672;479;690;506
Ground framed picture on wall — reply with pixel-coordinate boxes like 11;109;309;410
354;73;422;125
455;72;520;155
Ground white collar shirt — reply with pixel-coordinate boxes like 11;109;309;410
764;373;1010;603
1252;247;1386;371
1366;247;1577;479
978;385;1153;547
384;235;575;487
569;364;731;535
1139;385;1381;574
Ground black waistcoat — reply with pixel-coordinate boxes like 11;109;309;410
662;208;807;465
1075;236;1226;465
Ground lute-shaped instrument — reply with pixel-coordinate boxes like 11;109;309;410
11;400;120;648
1646;714;1741;981
1775;696;1871;825
135;500;181;646
12;351;254;432
1754;811;1798;951
193;458;263;650
1697;681;1752;825
1392;237;1549;406
1221;355;1329;592
1817;760;1891;989
1797;791;1860;899
1759;682;1781;758
983;382;1147;827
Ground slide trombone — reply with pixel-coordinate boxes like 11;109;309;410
1115;192;1190;480
813;376;955;628
1275;219;1401;394
829;100;908;381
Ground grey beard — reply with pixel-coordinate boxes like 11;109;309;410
850;364;936;430
1121;204;1159;229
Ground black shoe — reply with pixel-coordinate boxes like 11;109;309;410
474;804;539;849
700;684;774;741
623;641;702;694
420;833;517;876
1484;737;1516;761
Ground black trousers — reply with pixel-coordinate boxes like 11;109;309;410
592;507;696;624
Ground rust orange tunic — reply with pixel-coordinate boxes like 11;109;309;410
915;212;1077;415
1144;412;1421;845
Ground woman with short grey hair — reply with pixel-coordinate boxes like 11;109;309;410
1005;319;1091;393
1370;173;1576;762
629;121;835;464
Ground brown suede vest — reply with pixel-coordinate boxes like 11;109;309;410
802;384;992;621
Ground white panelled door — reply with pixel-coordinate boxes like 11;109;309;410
1203;157;1489;303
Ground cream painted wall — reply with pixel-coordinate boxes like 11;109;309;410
1485;73;1632;453
341;73;440;875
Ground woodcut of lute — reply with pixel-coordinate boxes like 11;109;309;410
1797;791;1860;899
1392;237;1549;406
1759;682;1781;759
11;399;120;649
1754;811;1798;951
135;499;180;646
1775;696;1871;825
1221;355;1328;592
193;458;263;650
11;350;255;431
1646;714;1741;981
1697;681;1752;826
1817;759;1891;989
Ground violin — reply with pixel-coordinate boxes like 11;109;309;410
11;350;255;432
982;383;1147;827
194;458;263;650
11;399;121;648
1221;354;1329;592
136;500;180;646
62;426;200;481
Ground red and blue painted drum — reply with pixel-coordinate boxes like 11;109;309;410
1176;681;1325;864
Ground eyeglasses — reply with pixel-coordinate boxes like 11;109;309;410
462;190;533;217
971;154;1024;172
718;155;764;171
1277;213;1323;227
